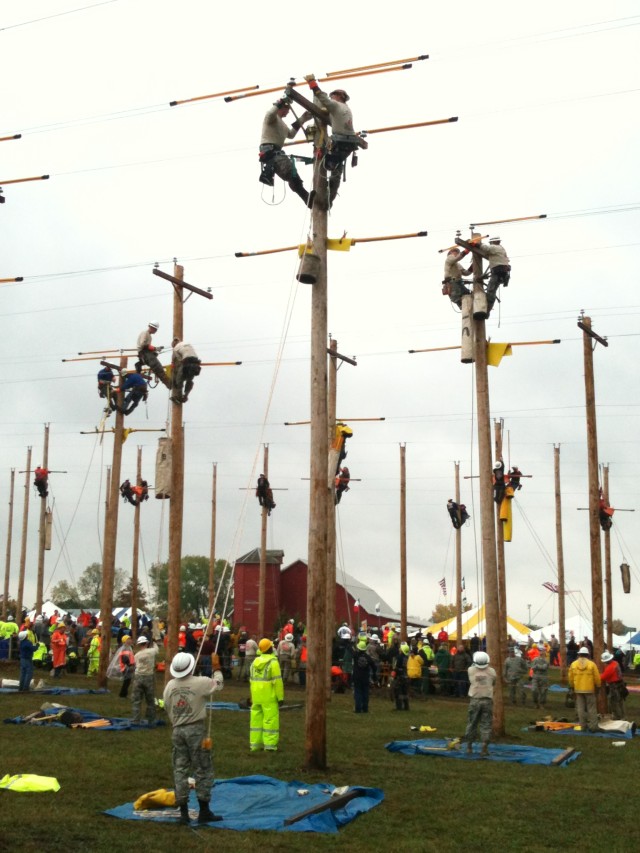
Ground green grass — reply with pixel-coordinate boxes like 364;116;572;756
1;661;638;853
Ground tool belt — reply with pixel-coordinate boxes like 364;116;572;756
259;143;281;162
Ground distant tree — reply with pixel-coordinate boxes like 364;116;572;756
77;562;126;608
50;581;82;610
114;577;149;610
431;602;473;623
150;556;232;620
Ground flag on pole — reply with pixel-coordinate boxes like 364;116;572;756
542;581;559;593
439;578;447;596
353;598;360;612
461;576;466;591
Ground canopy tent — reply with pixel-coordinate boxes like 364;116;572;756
26;601;68;622
424;604;530;642
529;615;629;648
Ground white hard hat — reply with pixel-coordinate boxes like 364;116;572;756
601;651;613;662
578;646;590;655
285;633;293;641
473;651;490;668
170;652;196;679
493;460;502;470
18;630;28;641
149;321;159;330
136;636;149;644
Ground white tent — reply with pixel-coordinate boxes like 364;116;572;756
26;600;68;622
529;614;628;648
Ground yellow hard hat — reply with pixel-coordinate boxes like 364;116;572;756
259;638;273;653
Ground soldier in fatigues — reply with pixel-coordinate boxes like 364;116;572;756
259;100;311;204
463;651;497;757
163;651;225;826
503;647;528;705
531;644;550;709
130;636;158;724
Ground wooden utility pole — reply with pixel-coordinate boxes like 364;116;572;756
454;462;462;640
326;340;338;700
209;463;217;617
466;238;504;735
494;420;507;660
2;469;15;620
579;315;606;709
98;362;126;688
258;444;269;637
152;263;212;681
602;464;612;649
131;447;142;641
35;423;50;616
304;125;330;772
399;443;407;641
16;447;31;622
554;445;567;683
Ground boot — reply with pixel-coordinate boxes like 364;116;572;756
480;742;489;758
289;177;309;206
198;800;223;824
179;804;190;825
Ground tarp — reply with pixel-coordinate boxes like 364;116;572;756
386;739;579;766
4;706;165;731
525;725;637;740
426;604;530;642
0;687;108;695
105;775;384;833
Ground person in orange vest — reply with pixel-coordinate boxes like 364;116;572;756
51;621;68;678
34;466;49;498
296;636;308;687
178;625;187;650
335;467;351;504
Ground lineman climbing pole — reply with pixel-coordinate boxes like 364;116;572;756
494;420;507;663
131;446;143;642
602;464;612;650
399;443;407;641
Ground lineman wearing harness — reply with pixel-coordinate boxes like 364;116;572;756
171;338;201;404
136;322;171;389
304;74;367;207
456;236;511;315
442;247;472;308
259;99;312;205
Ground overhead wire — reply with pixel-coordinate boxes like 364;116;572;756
0;0;120;32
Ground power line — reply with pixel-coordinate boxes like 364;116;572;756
0;0;120;32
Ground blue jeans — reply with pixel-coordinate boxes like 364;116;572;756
19;659;34;691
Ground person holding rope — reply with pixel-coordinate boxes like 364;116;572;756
163;651;225;825
136;321;171;389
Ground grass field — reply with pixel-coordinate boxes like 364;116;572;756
1;660;638;853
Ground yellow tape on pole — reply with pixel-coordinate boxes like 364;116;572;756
487;343;513;367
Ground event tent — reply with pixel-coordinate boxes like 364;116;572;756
426;604;530;642
530;614;630;648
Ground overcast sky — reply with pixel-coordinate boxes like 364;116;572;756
1;0;639;633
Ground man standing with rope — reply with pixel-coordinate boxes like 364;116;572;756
163;651;225;825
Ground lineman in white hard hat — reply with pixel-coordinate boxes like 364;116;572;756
135;321;171;388
462;651;497;757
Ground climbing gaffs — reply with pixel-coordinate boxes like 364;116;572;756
256;474;276;515
120;479;150;507
443;234;512;317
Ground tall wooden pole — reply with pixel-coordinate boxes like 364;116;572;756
454;462;462;640
103;467;111;561
2;469;16;620
258;445;269;637
326;340;338;699
208;463;217;616
98;360;126;687
603;464;612;649
16;447;32;621
131;447;142;642
399;443;407;641
554;445;567;683
35;423;50;616
305;153;329;771
494;420;507;660
581;316;605;704
472;261;504;734
166;262;185;681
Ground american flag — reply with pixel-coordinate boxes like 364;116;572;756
542;581;559;593
439;578;447;596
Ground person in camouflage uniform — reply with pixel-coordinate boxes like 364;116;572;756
130;636;157;724
163;651;225;826
503;646;528;705
463;651;497;757
531;644;550;709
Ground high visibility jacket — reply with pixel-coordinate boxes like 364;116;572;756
250;653;284;705
88;636;101;658
407;654;423;679
568;657;601;693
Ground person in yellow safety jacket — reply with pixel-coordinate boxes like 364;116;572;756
249;638;284;752
568;647;601;732
32;641;48;667
87;629;101;676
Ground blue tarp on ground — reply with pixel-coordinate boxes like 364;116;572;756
386;738;580;766
205;702;248;711
105;775;383;833
0;687;109;695
4;706;165;731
